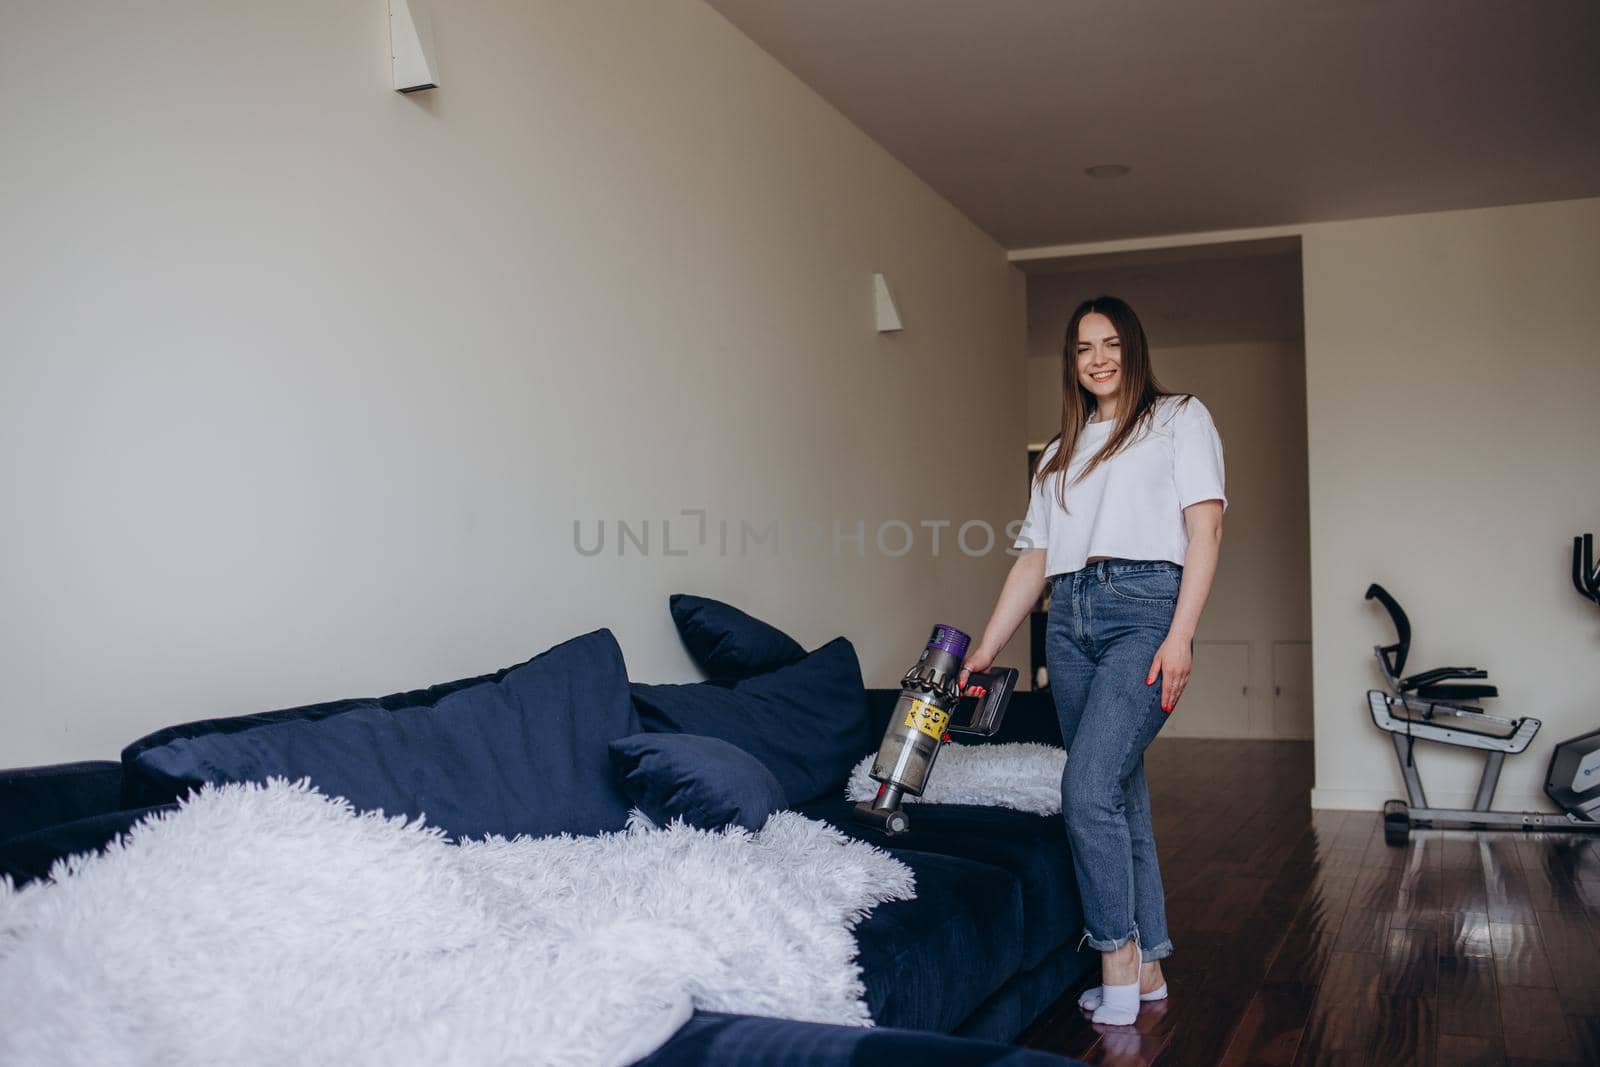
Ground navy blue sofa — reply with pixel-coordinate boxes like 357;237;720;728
0;659;1088;1066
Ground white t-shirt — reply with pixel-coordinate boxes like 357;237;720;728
1014;395;1227;576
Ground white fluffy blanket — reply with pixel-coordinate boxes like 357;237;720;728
847;742;1068;816
0;780;914;1067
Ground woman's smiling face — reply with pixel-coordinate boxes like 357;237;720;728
1075;312;1122;407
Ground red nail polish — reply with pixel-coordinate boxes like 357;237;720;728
1162;705;1173;713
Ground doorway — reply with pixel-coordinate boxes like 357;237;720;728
1018;238;1312;740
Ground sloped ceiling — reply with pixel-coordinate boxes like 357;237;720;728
705;0;1600;248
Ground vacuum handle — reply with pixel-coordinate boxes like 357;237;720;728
947;667;1019;737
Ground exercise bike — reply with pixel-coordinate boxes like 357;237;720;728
1365;533;1600;845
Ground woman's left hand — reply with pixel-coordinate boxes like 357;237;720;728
1146;634;1193;713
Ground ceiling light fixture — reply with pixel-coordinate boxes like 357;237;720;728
1084;164;1131;179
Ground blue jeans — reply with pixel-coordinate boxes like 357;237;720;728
1047;558;1179;961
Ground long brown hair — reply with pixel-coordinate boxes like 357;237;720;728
1035;295;1188;508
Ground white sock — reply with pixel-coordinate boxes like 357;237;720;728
1077;981;1168;1011
1091;978;1140;1025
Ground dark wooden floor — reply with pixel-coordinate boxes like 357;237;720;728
1017;738;1600;1066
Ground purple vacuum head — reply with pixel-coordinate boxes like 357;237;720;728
926;624;970;660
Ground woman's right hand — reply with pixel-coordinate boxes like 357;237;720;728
957;647;995;693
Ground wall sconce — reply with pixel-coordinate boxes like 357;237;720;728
389;0;439;93
874;273;903;333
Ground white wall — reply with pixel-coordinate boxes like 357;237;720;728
0;0;1025;767
1301;199;1600;811
1012;197;1600;810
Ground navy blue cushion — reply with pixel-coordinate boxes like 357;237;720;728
122;661;538;809
126;629;638;841
610;733;787;831
0;804;174;887
798;794;1080;971
669;594;806;679
852;848;1024;1032
636;1010;1079;1066
631;637;869;806
0;761;125;843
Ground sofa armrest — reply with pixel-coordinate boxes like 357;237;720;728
866;688;1062;749
635;1011;1080;1065
0;760;126;843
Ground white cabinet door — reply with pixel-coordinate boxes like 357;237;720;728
1162;640;1250;738
1272;641;1314;739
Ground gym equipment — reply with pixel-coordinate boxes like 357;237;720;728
1548;533;1600;815
1575;531;1600;607
853;624;1018;834
1367;533;1600;845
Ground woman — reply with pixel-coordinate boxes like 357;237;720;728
958;295;1225;1026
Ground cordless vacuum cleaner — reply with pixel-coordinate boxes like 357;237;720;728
853;624;1019;835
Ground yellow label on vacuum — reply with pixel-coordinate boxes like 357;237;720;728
903;699;949;741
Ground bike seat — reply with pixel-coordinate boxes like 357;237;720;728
1400;665;1489;690
1415;682;1498;701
